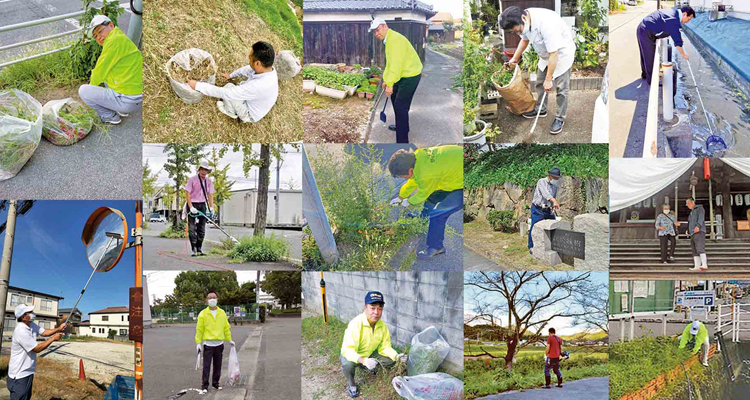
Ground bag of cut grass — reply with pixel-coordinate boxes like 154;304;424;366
166;48;218;104
276;50;301;81
42;98;95;146
0;90;42;181
406;326;451;376
392;373;463;400
491;64;535;115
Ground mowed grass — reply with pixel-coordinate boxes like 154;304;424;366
0;355;106;399
142;0;302;143
465;344;609;360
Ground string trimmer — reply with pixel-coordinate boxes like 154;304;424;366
189;209;239;244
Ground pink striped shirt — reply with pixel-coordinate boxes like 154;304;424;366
185;175;215;203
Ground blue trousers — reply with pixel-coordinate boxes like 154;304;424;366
421;189;463;250
528;204;555;249
545;357;563;379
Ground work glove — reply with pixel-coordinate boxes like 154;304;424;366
230;341;236;347
362;358;379;370
390;197;401;207
196;344;202;354
401;198;410;208
397;353;408;363
190;207;199;215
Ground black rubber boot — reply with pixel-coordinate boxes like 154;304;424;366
557;376;563;388
544;376;551;389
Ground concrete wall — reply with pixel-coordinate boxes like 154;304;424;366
303;10;428;22
302;272;464;373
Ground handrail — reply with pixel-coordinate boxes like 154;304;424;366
0;29;81;53
643;39;663;158
0;10;86;34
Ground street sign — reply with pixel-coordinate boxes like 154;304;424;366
550;229;586;259
675;290;715;307
129;287;143;343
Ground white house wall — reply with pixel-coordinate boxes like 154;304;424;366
304;10;428;22
221;191;303;227
689;0;750;20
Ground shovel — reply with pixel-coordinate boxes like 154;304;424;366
380;97;389;123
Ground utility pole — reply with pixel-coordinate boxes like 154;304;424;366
275;155;282;226
0;200;18;351
256;271;261;315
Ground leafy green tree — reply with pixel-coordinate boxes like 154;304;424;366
163;144;206;228
69;0;125;79
172;271;241;309
443;20;455;32
143;160;158;207
261;271;301;309
207;147;236;225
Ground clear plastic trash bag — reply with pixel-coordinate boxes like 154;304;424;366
406;326;451;376
392;372;463;400
166;48;217;104
0;89;42;180
42;98;94;145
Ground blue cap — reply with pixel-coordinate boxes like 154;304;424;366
365;291;385;305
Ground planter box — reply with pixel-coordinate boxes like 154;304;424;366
464;120;487;145
315;85;347;99
344;85;357;96
357;91;365;98
366;92;374;99
303;80;316;92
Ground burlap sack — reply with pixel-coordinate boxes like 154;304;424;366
492;65;536;115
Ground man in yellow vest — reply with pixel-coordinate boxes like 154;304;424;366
388;145;463;260
195;291;235;394
370;19;423;143
340;291;407;398
78;14;143;125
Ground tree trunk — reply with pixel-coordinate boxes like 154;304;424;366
505;339;516;371
254;145;271;236
172;182;180;229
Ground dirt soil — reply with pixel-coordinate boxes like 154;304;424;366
143;0;302;143
40;341;135;384
302;340;349;400
303;92;371;143
0;355;107;400
571;65;606;78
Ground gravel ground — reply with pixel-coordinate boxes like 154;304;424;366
40;341;134;383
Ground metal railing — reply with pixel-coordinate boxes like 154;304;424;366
717;303;750;343
152;305;260;324
643;38;665;158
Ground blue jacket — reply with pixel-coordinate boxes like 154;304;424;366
642;8;684;47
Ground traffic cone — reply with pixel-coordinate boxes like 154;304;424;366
79;359;86;381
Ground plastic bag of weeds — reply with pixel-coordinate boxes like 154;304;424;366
491;64;535;115
0;89;42;181
392;372;463;400
406;326;451;376
227;345;240;386
42;98;94;146
166;48;217;104
276;50;301;80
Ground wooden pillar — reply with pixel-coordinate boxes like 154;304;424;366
721;168;734;239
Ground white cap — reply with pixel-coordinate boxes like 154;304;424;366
690;320;701;335
88;15;112;36
198;160;212;172
14;304;34;319
369;18;387;32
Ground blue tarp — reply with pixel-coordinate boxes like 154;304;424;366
684;12;750;84
104;375;135;400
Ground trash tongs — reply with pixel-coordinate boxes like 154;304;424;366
195;350;201;370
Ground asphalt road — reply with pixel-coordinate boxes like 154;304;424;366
368;48;462;146
0;1;135;63
477;377;609;400
144;324;253;400
609;2;656;157
247;316;301;400
0;105;142;199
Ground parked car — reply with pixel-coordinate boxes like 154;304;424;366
148;213;166;223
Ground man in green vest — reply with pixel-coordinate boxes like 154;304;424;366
679;320;710;366
78;14;143;125
370;19;423;143
195;291;235;394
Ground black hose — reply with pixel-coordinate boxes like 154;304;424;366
130;0;142;16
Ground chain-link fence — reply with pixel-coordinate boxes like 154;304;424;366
152;304;260;324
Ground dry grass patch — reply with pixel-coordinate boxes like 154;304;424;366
143;0;302;143
302;93;371;143
0;355;106;400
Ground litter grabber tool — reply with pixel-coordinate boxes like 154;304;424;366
195;346;202;370
686;60;726;151
63;234;118;327
530;92;547;135
189;209;239;244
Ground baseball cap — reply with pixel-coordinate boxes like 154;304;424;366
87;15;112;36
690;321;700;335
198;160;213;172
364;291;385;305
369;18;387;32
548;167;561;178
14;304;34;319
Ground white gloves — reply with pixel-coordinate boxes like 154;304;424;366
190;207;199;215
230;341;236;347
400;198;410;208
362;358;379;370
390;197;401;206
196;344;202;354
397;353;408;363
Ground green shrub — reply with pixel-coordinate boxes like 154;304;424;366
259;305;266;323
302;227;327;268
230;234;289;262
159;224;187;238
487;210;515;232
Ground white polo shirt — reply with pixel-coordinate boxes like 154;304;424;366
521;8;576;79
9;322;43;379
196;67;279;123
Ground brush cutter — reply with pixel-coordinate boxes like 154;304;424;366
189;209;239;244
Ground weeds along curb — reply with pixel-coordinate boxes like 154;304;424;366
619;344;717;400
364;84;386;143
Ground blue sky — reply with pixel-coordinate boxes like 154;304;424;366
464;272;609;335
0;201;137;321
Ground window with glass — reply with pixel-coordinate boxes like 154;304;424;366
102;316;109;321
119;329;127;335
561;0;578;17
40;300;52;312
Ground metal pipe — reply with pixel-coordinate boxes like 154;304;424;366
0;45;73;69
0;29;80;53
663;62;674;121
0;10;86;34
126;0;143;48
0;201;18;350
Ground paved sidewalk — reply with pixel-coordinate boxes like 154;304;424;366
477;377;609;400
609;2;659;157
368;48;462;146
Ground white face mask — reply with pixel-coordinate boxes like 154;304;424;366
521;14;530;35
664;209;670;213
29;313;36;321
208;299;218;307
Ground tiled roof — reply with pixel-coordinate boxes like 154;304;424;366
89;306;129;315
305;0;435;15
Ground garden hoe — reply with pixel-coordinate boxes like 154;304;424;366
191;209;239;244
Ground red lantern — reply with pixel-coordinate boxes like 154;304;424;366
704;158;711;180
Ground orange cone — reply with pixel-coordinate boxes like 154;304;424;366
79;359;86;381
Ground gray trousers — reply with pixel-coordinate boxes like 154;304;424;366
340;352;394;386
219;83;253;123
535;67;571;120
7;374;33;400
78;84;142;122
691;231;706;255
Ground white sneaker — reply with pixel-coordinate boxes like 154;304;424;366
217;101;238;119
198;389;207;395
117;112;129;117
689;266;703;271
702;362;709;367
214;386;223;390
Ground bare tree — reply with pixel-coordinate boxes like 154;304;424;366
465;271;593;370
572;281;609;335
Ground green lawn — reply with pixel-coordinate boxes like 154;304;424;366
465;343;608;360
